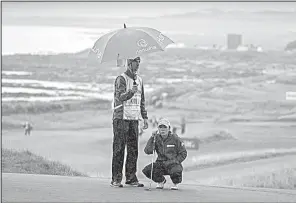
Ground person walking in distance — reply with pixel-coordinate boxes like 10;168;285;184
23;121;32;136
181;116;186;135
111;56;149;187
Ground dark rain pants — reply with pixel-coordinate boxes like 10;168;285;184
142;161;183;184
111;118;139;183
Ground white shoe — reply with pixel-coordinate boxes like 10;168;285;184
171;184;178;190
156;179;166;189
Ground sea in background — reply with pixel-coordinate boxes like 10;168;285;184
2;2;296;54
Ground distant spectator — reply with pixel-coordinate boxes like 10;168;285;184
151;96;158;106
161;92;168;100
23;122;32;136
172;126;177;134
152;116;157;128
155;100;163;109
181;117;186;135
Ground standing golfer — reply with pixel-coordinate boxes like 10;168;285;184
111;56;148;187
142;118;187;190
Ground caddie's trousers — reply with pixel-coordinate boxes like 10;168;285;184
111;119;139;183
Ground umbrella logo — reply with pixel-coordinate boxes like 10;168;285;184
137;39;148;48
92;46;102;59
157;33;165;45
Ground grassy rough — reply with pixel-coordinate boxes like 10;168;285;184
208;168;296;190
2;99;110;115
185;148;296;171
2;148;87;177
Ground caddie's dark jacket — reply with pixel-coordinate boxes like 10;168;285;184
112;69;148;120
144;131;187;167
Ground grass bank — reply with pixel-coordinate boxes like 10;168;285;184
208;168;296;190
2;148;87;177
185;148;296;171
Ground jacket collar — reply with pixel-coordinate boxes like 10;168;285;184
124;69;136;80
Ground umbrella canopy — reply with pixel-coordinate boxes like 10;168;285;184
90;25;174;63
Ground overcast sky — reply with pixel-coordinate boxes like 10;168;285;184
3;2;296;18
2;1;296;53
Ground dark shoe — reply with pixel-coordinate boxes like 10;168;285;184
110;181;123;188
125;180;144;187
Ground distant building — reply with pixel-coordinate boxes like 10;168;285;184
227;34;242;50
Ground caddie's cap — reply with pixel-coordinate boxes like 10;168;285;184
127;57;141;65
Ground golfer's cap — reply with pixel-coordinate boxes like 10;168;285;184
158;118;170;128
127;57;141;65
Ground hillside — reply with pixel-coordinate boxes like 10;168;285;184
2;49;296;122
